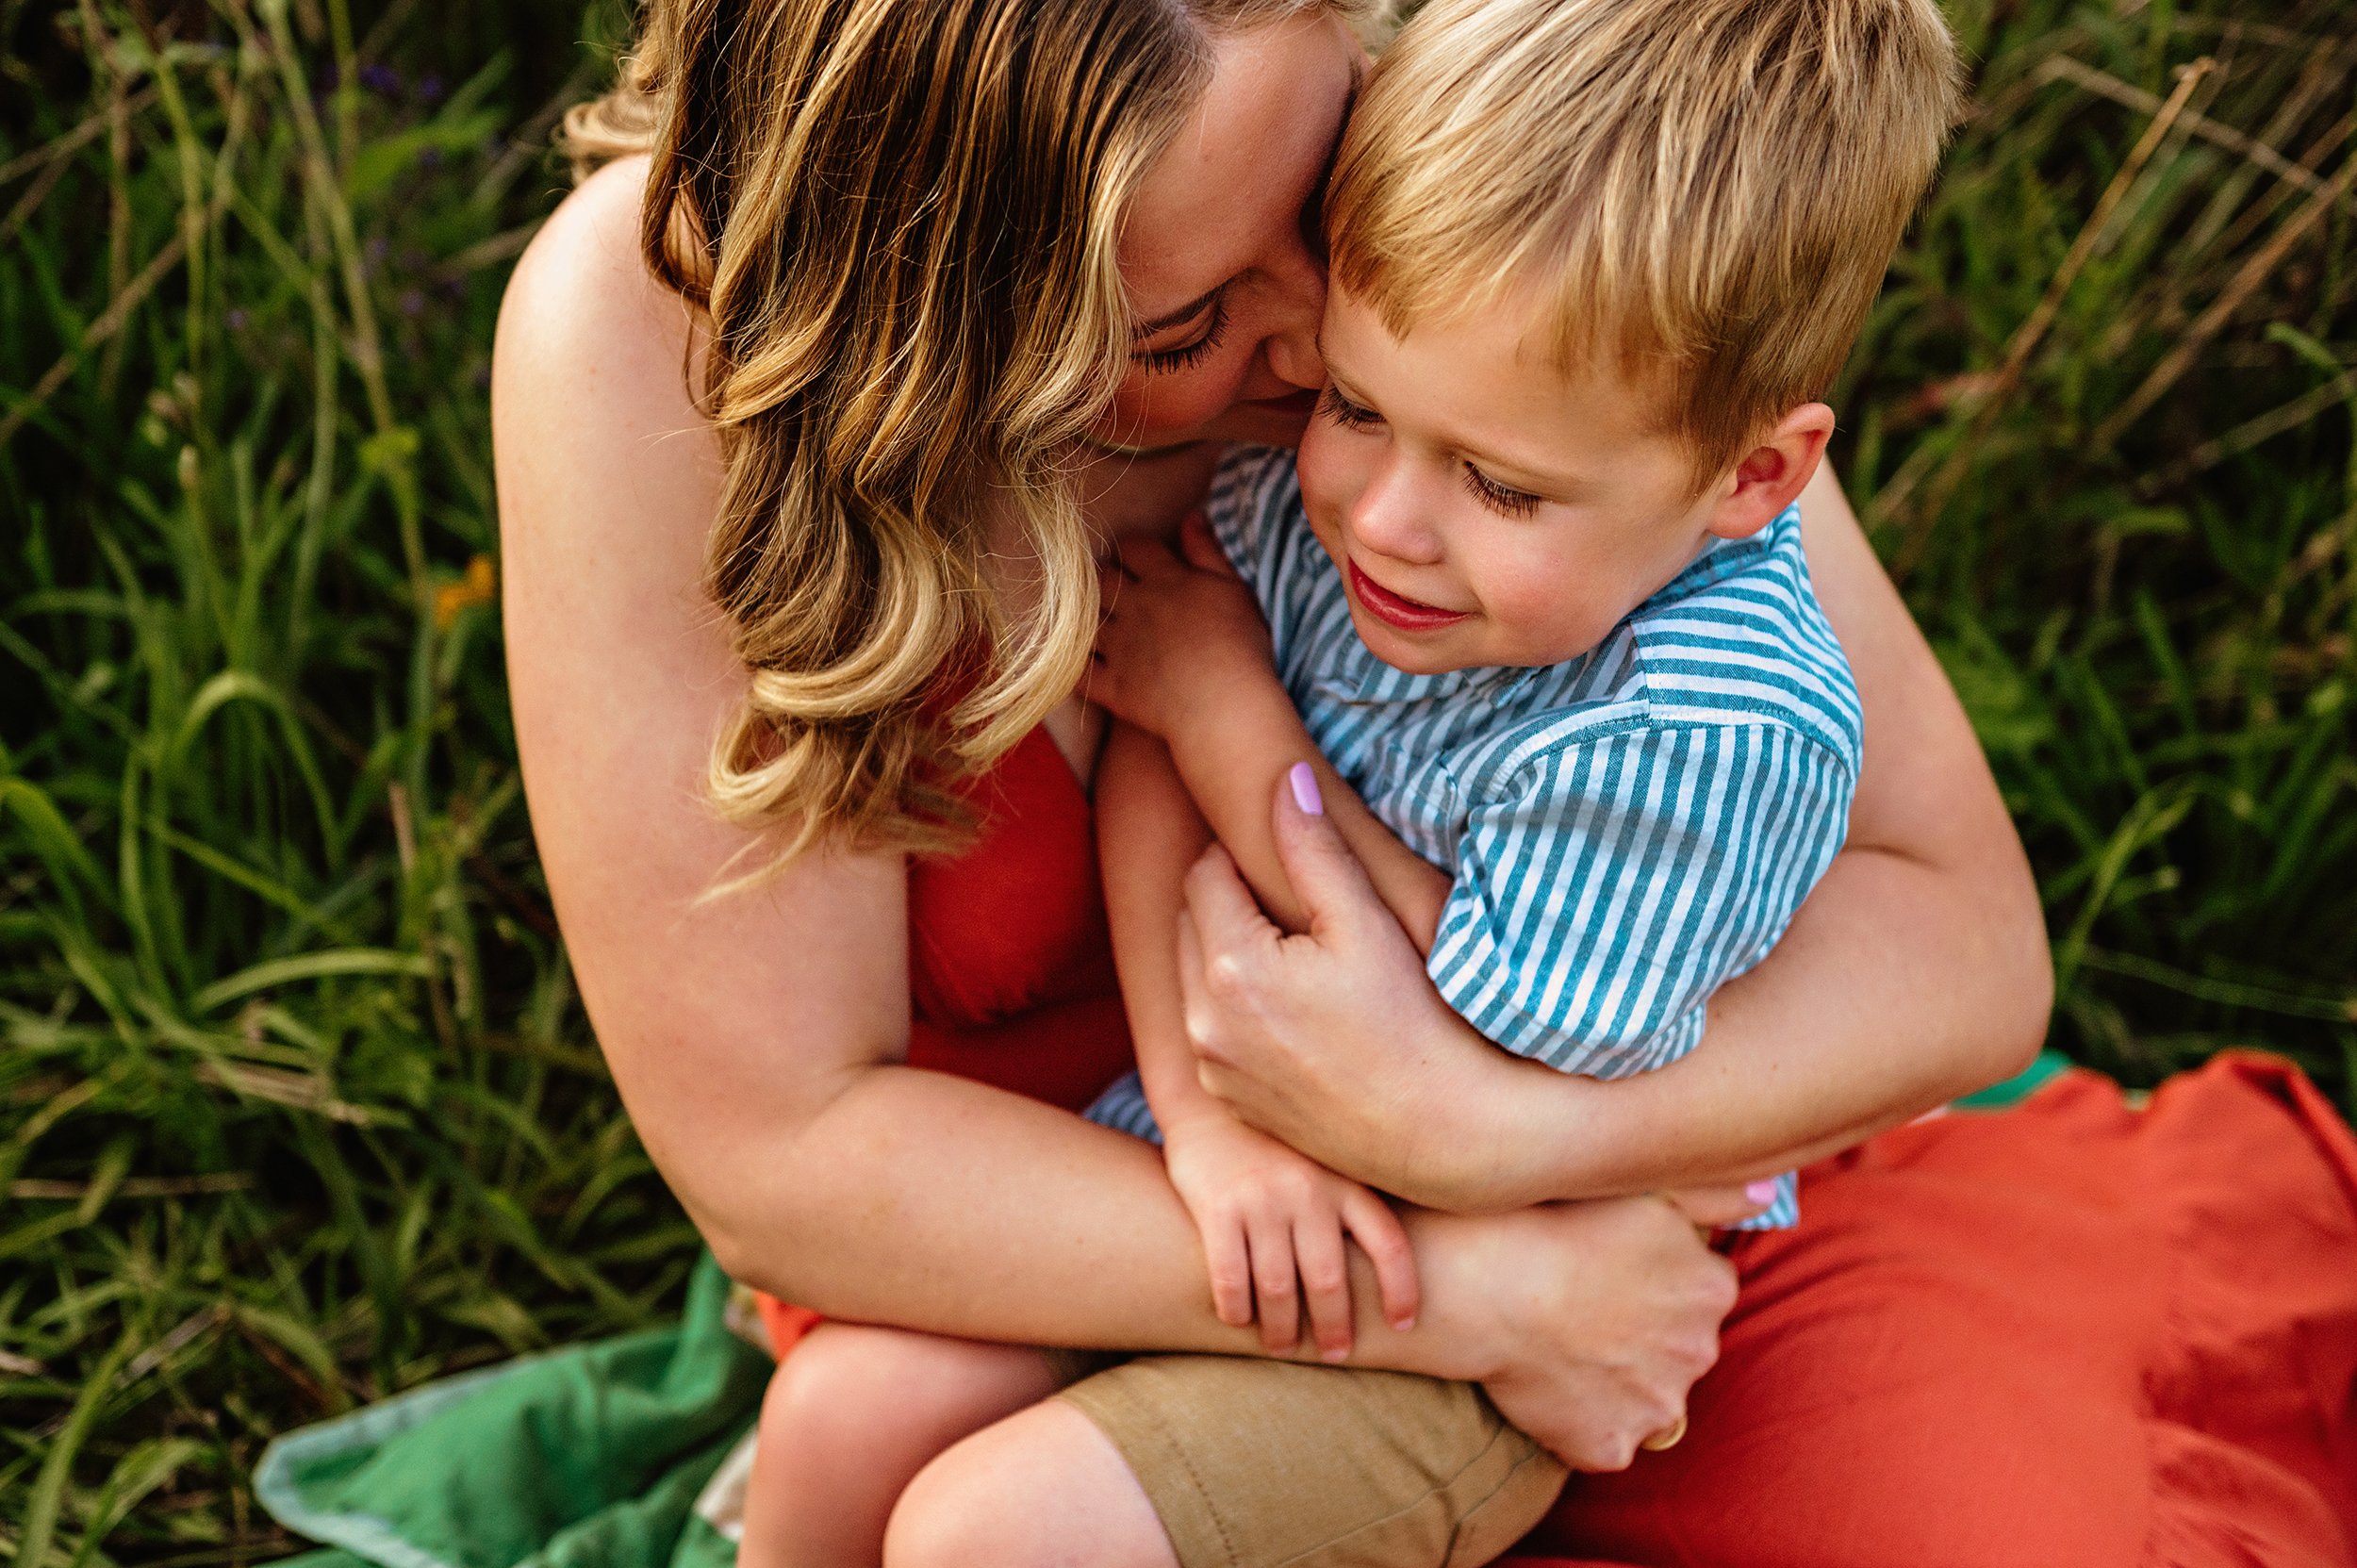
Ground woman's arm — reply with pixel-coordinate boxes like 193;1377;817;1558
1552;464;2054;1183
1171;463;2052;1206
491;160;1730;1470
496;160;1245;1345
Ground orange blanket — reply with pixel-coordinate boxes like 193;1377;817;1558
1518;1051;2357;1566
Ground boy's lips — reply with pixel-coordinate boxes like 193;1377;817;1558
1347;559;1469;633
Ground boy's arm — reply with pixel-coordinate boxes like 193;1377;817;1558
1159;667;1450;952
1091;513;1449;952
1098;720;1424;1353
1096;720;1232;1132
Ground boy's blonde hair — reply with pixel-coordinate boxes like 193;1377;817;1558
1327;0;1962;478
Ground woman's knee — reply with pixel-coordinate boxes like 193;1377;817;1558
884;1400;1178;1568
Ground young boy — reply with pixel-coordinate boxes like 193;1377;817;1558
748;0;1961;1562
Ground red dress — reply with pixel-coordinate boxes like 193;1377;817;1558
767;726;2357;1566
899;726;1133;1114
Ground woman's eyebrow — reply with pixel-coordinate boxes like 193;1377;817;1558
1131;288;1222;340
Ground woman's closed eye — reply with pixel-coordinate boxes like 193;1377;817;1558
1133;290;1232;374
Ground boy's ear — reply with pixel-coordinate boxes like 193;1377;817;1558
1702;404;1835;541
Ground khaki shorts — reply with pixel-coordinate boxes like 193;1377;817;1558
1055;1354;1568;1568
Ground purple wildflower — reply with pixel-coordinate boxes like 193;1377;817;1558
360;63;402;95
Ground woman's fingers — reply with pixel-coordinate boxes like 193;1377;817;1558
1245;1210;1302;1353
1178;850;1280;1068
1267;766;1389;943
1341;1188;1420;1331
1658;1184;1769;1230
1182;844;1278;962
1292;1211;1355;1362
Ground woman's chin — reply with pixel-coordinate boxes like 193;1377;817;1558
1091;389;1319;456
1205;398;1315;450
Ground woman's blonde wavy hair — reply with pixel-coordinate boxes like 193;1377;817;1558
563;0;1335;867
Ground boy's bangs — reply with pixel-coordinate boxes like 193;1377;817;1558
1323;0;1963;481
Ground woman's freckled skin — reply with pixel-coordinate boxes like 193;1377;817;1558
1100;14;1363;454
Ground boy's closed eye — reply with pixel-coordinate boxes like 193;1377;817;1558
1315;385;1544;520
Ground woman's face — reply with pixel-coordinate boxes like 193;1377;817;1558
1099;11;1363;454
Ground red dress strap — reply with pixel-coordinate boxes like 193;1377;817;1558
902;724;1132;1111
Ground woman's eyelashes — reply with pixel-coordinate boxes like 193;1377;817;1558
1133;291;1231;374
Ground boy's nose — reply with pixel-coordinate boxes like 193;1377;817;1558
1348;454;1444;565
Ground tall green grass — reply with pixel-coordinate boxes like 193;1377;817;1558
3;0;2353;1559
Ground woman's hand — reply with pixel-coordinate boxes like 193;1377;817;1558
1088;513;1275;739
1160;1109;1420;1360
1404;1197;1739;1471
1176;773;1790;1214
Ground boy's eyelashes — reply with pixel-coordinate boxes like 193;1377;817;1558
1460;464;1541;520
1133;290;1231;374
1316;385;1380;429
1319;387;1544;520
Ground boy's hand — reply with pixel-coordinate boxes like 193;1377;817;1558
1160;1110;1420;1361
1089;513;1275;741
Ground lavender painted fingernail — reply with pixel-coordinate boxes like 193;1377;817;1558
1288;762;1324;817
1745;1180;1779;1206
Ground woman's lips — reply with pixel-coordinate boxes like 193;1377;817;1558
1347;559;1469;633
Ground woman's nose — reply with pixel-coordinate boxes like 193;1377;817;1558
1259;228;1327;390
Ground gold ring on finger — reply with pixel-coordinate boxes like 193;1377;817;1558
1640;1412;1688;1452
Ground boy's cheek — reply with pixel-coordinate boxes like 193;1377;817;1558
1480;556;1618;663
1294;422;1356;522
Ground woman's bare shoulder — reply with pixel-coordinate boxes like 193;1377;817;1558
501;156;679;367
493;156;709;497
489;157;913;1207
492;153;720;617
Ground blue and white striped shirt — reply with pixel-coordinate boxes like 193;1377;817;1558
1090;446;1860;1229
